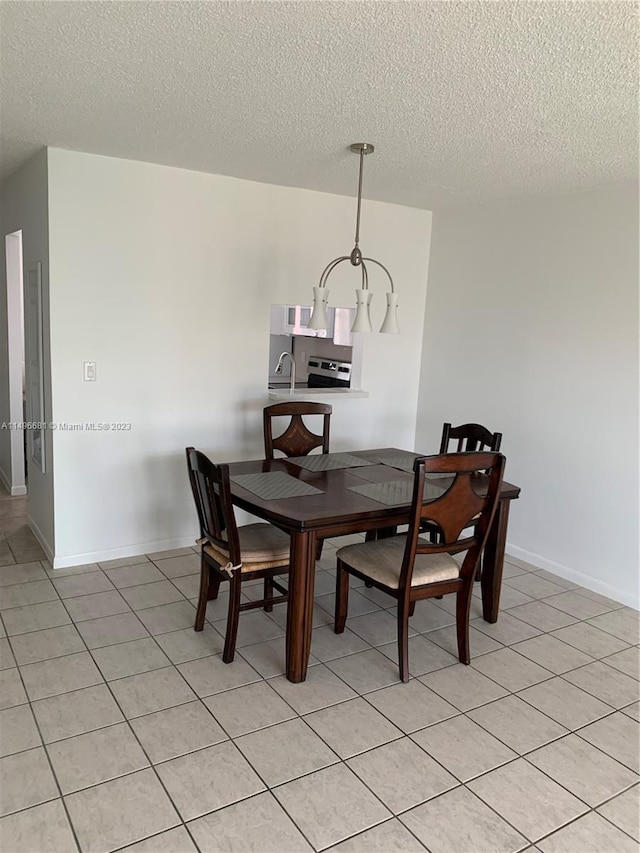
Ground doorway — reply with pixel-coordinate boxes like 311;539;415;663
4;230;27;496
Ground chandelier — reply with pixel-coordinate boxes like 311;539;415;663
308;143;399;334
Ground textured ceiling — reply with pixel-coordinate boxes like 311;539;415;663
0;1;637;209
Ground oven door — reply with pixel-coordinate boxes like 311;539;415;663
307;372;350;389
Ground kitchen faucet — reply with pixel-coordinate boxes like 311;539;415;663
275;351;296;394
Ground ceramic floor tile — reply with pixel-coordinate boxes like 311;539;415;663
188;791;313;852
98;555;151;571
505;601;579;632
527;733;638;807
10;623;85;665
120;580;185;610
269;664;357;714
64;590;130;623
153;554;200;579
408;600;458;634
154;624;224;664
325;648;403;693
104;562;166;588
365;679;459;734
92;637;171;680
304;696;402;758
504;573;568;600
587;610;640;645
203;680;295;737
622;701;640;721
596;784;640;842
32;683;125;743
550;621;630;659
602;646;640;679
0;704;41;757
327;819;426;852
20;650;103;701
537;811;638;853
309;624;371;662
0;599;71;635
237;636;291;678
316;589;382;620
136;600;197;635
510;634;594;674
517;676;612;729
578;588;626;609
426;623;503;657
156;741;265;821
235;717;338;786
47;722;149;794
0;747;58;817
577;712;640;772
76;611;150;649
529;569;578;591
52;571;115;599
171;573;201;599
148;547;196;561
378;634;458;677
419;663;508;711
274;763;391;851
468;695;568;754
562;661;639;708
400;786;527;853
178;654;262;698
122;826;198;852
470;612;542;646
0;637;15;670
0;667;27;709
468;758;588;842
347;737;457;814
0;561;47;587
130;700;227;764
412;715;517;782
109;666;196;718
0;799;78;853
214;610;285;648
472;647;554;691
544;591;617;620
486;585;534;610
65;768;180;853
0;578;58;610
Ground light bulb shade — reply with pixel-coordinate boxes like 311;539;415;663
351;289;373;333
379;292;400;334
308;286;330;330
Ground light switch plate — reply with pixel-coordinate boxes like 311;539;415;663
84;361;96;381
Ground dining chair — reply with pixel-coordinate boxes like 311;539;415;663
334;451;505;682
440;422;502;453
263;401;332;460
186;447;290;663
263;401;332;560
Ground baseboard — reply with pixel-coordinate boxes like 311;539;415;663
0;464;27;495
27;515;54;563
506;542;639;610
51;534;197;570
11;485;27;496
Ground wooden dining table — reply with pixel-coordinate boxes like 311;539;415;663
228;448;521;682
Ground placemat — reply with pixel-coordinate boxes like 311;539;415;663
367;450;424;473
231;472;324;500
287;452;377;472
348;478;446;506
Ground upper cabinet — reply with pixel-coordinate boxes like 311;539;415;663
270;305;353;345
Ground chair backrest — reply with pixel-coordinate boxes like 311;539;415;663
185;447;241;563
263;402;332;459
399;452;506;589
440;422;502;453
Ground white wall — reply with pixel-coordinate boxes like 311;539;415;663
0;150;55;553
47;149;432;567
416;183;639;607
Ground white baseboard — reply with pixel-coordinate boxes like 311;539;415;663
27;515;54;563
0;464;27;495
11;485;27;496
506;542;639;610
51;535;197;570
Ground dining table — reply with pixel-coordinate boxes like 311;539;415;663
227;447;521;682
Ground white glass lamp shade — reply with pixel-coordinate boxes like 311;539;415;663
379;292;400;334
309;286;330;330
351;289;373;333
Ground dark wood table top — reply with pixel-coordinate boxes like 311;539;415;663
227;448;520;536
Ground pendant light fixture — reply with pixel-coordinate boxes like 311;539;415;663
309;143;399;334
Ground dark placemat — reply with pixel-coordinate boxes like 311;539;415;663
231;472;324;500
348;478;446;506
287;452;377;472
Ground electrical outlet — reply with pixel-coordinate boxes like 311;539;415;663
84;362;96;381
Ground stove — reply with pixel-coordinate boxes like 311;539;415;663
306;356;352;388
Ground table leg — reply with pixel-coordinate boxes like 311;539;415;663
286;530;317;682
481;499;511;623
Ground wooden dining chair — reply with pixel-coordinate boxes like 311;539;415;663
263;401;332;460
334;451;505;682
186;447;290;663
440;422;502;453
263;401;332;560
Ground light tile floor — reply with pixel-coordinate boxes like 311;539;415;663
0;498;638;852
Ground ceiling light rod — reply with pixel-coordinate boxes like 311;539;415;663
309;142;399;334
